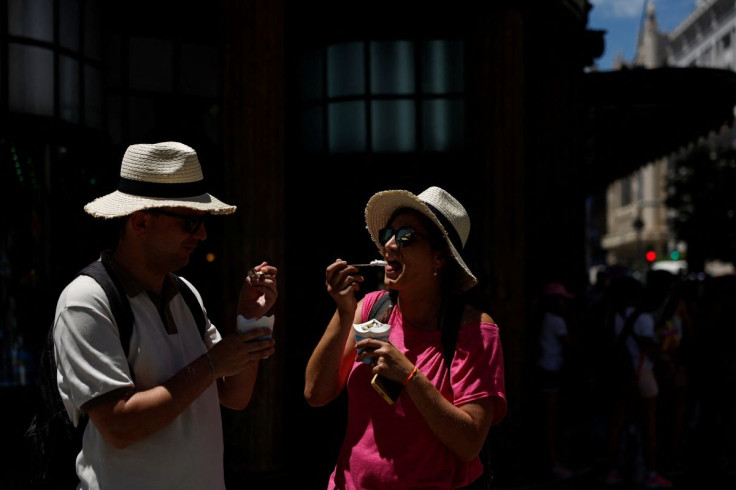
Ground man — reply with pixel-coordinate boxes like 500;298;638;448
53;141;277;489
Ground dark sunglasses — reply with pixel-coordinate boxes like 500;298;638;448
378;227;427;248
148;209;206;234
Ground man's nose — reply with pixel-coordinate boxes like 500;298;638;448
194;222;207;241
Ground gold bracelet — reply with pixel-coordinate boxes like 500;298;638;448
204;351;216;380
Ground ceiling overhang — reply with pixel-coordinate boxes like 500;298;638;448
583;66;736;192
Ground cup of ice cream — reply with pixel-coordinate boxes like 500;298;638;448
353;318;391;363
237;314;275;340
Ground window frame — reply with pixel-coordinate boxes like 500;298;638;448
298;38;466;155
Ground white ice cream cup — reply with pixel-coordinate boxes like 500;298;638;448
237;314;275;340
353;319;391;363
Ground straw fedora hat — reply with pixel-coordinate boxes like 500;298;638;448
84;141;236;218
364;186;478;291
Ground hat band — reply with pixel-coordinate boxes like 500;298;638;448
423;202;463;251
118;177;206;198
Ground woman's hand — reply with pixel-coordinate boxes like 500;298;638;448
237;262;278;319
356;338;414;383
325;259;363;314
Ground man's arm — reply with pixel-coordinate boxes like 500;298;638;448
213;330;275;409
68;262;279;447
217;262;278;408
85;352;215;449
86;327;274;448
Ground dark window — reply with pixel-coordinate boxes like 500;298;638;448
5;0;104;128
298;39;465;154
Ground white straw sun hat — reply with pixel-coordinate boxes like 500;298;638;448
364;186;478;291
84;141;236;218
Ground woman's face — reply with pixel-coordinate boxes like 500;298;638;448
381;211;442;291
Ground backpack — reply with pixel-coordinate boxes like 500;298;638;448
24;259;206;489
367;291;495;490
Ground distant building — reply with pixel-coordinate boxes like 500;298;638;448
600;157;672;271
600;0;736;276
669;0;736;68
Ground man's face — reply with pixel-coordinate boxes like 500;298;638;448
142;207;208;272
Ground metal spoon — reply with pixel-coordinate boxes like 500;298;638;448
349;260;388;267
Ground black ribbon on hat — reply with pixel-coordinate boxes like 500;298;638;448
118;177;206;198
423;202;463;251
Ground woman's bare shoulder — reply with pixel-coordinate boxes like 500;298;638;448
461;304;495;325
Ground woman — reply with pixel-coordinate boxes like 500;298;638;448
305;186;507;489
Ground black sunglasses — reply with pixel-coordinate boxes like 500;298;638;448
378;227;427;248
148;209;206;234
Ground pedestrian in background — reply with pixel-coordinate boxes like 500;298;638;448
535;282;575;480
603;276;672;489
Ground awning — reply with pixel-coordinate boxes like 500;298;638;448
583;67;736;192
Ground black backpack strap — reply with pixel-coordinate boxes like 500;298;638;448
80;264;206;349
367;290;392;322
174;275;207;340
78;260;135;358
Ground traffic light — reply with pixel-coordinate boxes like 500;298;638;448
645;250;657;262
669;250;680;261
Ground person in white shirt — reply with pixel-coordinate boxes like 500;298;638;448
54;142;278;490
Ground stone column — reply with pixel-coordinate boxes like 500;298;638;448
219;0;286;476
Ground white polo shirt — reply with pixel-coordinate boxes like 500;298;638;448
54;273;225;490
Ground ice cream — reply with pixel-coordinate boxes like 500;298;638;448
237;314;275;340
353;318;391;363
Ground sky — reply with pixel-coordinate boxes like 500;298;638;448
588;0;700;70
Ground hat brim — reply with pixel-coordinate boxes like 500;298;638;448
365;189;477;292
84;191;236;218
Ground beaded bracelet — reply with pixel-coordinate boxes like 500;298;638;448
403;365;419;386
204;351;216;380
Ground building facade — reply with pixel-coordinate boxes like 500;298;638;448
669;0;736;69
600;0;736;276
600;157;673;271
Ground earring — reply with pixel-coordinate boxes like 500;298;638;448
433;268;438;277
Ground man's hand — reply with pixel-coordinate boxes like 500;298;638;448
237;261;278;319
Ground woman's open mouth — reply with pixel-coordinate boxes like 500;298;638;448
385;260;402;275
